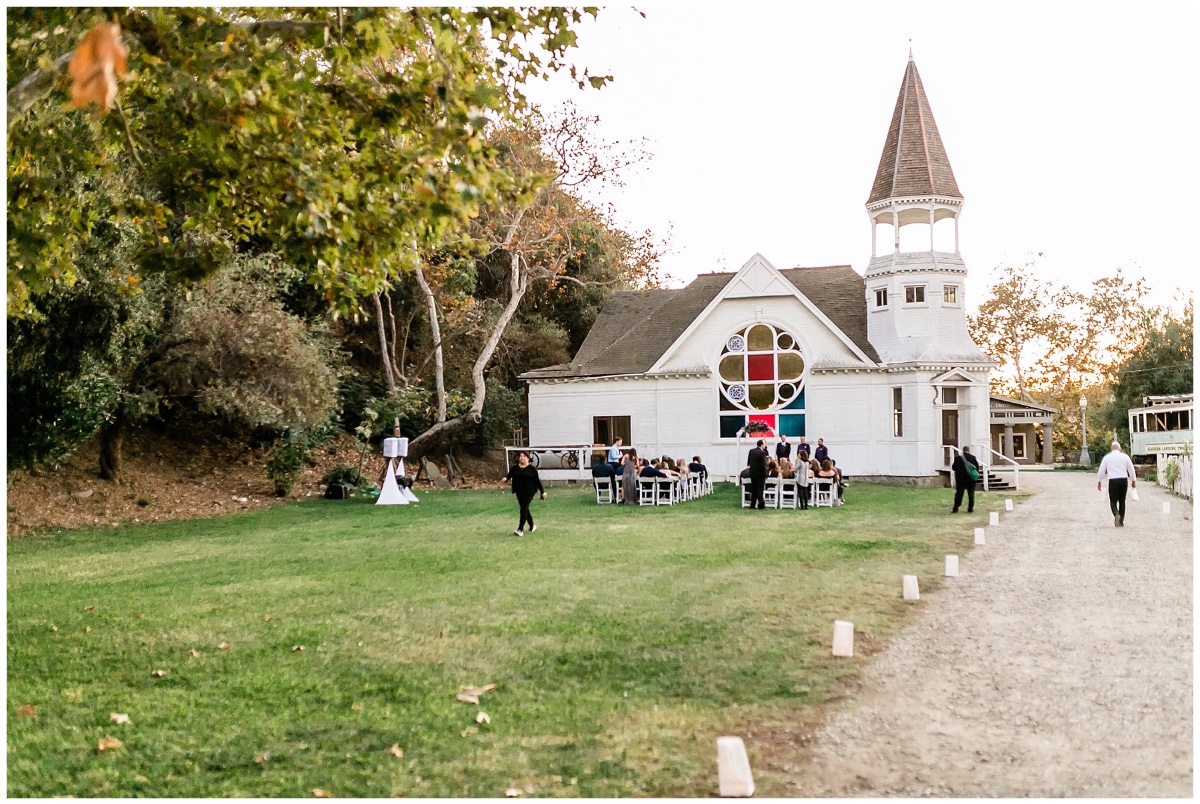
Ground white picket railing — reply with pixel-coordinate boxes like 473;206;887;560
1156;453;1193;500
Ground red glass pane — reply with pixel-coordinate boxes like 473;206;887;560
747;353;774;381
748;414;776;436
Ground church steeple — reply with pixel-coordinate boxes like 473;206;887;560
868;54;962;205
862;52;987;368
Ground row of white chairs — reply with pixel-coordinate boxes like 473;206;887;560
594;473;714;505
740;476;842;509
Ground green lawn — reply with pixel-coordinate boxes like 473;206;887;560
7;483;1006;797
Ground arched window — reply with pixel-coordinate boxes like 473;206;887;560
717;323;807;439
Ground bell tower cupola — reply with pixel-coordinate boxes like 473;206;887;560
863;50;987;366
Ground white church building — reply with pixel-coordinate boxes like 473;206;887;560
520;55;996;484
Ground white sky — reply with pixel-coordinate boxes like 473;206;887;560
523;2;1197;312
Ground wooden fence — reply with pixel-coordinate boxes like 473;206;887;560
1155;453;1193;500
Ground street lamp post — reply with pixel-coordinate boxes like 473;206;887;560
1079;395;1091;466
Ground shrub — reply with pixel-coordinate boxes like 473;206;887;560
322;464;368;489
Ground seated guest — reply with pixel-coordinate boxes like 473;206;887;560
830;458;846;502
766;458;780;478
688;456;708;481
778;457;795;479
591;461;616;479
661;456;677;472
641;459;671;479
739;466;751;480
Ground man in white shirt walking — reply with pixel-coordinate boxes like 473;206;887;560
1097;441;1137;527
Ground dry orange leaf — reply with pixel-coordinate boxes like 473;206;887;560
389;744;404;759
264;616;275;622
109;712;129;725
151;669;166;677
188;649;200;658
66;23;128;111
312;789;331;798
84;605;96;612
456;683;498;705
97;736;123;752
475;711;491;725
217;642;231;650
255;752;269;764
17;704;37;717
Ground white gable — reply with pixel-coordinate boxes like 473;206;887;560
722;254;796;298
651;253;876;372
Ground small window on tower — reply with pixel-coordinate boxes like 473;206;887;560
943;284;958;304
904;285;925;304
874;288;888;308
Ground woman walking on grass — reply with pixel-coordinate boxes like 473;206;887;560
504;451;545;536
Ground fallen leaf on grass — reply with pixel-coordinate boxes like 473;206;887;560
84;606;96;612
476;711;490;725
350;702;362;711
85;626;92;633
504;789;522;797
389;744;404;758
137;614;145;619
66;22;129;111
217;642;231;650
97;736;123;752
255;752;269;764
264;616;274;622
461;726;479;736
188;649;200;658
109;713;129;725
50;625;58;632
17;704;37;717
456;683;497;705
292;645;305;652
312;789;331;798
151;670;166;677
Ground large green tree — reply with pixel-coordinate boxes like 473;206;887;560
1095;298;1194;447
8;7;606;320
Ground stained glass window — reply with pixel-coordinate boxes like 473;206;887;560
717;323;807;438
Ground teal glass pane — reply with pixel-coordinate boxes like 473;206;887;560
779;413;806;437
719;415;745;439
784;388;806;410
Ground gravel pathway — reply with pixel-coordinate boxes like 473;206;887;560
789;471;1193;797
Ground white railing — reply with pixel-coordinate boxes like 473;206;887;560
1156;453;1193;500
943;444;1020;491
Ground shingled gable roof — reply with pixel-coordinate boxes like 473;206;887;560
520;265;880;380
868;54;962;204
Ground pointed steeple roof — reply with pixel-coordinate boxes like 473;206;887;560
868;54;962;204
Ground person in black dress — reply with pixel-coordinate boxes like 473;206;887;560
504;451;545;536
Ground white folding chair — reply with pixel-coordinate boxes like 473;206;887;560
655;478;675;506
764;478;781;509
688;474;702;500
813;479;835;508
740;477;752;508
779;478;798;509
594;476;613;504
638;477;656;506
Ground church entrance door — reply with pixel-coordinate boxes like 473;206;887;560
941;409;959;449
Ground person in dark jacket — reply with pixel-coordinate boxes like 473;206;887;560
688;456;708;482
775;435;792;461
813;438;829;463
747;439;770;510
504;451;545;536
950;446;981;513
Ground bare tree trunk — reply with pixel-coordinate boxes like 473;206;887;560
407;251;531;462
372;291;397;395
398;310;415;380
383;290;405;387
98;408;127;483
413;263;447;423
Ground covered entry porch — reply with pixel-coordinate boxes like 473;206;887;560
989;395;1057;465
